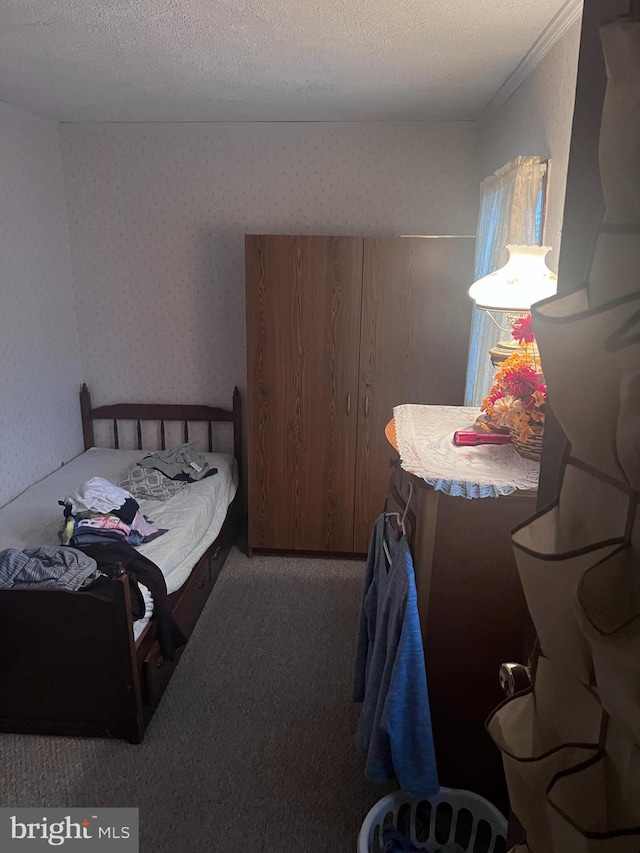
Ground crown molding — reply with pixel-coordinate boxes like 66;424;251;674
0;99;57;125
477;0;584;127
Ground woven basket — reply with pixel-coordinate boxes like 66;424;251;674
510;423;544;461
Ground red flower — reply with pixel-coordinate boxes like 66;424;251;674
511;314;535;344
502;364;539;396
481;348;547;442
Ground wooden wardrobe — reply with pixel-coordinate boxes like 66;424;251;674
245;234;475;554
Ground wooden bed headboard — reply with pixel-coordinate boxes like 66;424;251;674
79;384;242;470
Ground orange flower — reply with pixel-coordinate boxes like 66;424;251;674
481;339;547;443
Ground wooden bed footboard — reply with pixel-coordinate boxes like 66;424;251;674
0;385;243;743
0;573;144;742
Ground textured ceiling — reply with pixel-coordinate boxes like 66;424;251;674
0;0;571;123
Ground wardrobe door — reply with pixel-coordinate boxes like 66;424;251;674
353;236;475;553
246;235;363;552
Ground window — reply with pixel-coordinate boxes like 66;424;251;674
464;156;548;406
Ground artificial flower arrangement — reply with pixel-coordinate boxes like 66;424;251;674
481;315;547;444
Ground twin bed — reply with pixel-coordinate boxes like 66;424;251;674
0;385;243;743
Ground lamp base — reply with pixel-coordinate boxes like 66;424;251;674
489;339;540;368
489;339;521;367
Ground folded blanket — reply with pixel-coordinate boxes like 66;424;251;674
0;546;103;591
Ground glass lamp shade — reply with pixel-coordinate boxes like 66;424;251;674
468;244;558;312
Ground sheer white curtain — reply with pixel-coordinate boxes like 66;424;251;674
464;155;547;406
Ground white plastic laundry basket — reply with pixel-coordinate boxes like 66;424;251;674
357;788;508;853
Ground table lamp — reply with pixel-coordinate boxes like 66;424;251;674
468;244;558;365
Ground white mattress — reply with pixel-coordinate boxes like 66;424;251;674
0;447;238;597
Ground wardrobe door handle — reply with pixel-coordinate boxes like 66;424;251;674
364;391;370;417
346;394;351;415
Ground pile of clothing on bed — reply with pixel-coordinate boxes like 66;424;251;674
59;476;167;548
0;443;217;658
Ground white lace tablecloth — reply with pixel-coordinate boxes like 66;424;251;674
393;404;540;498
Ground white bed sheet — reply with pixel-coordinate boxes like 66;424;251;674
0;446;237;598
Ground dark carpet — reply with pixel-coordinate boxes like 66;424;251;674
0;547;393;852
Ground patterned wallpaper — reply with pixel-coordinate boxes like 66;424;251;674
0;104;83;507
478;21;582;274
1;29;581;506
59;120;479;449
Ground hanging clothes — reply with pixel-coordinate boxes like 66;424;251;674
353;513;439;798
78;541;187;660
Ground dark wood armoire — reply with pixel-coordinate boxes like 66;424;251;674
245;234;475;554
